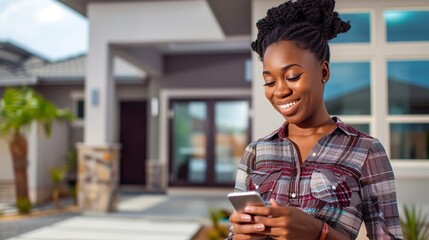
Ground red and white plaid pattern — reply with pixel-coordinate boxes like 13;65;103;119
228;117;403;240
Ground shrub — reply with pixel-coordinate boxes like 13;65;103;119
50;165;66;209
208;208;230;240
400;205;429;240
16;198;32;214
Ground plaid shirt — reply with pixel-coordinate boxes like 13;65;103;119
229;117;403;240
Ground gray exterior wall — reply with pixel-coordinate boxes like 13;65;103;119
162;52;251;89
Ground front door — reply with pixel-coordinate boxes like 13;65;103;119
168;99;251;187
120;101;147;185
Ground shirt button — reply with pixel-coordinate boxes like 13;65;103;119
331;185;337;190
312;152;317;157
291;193;297;198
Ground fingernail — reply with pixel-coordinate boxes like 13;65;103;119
255;224;265;231
244;206;254;212
241;215;251;221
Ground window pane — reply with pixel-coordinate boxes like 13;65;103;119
172;101;207;183
388;60;429;114
325;62;371;115
385;10;429;42
330;13;370;44
77;100;85;119
215;101;249;184
390;123;429;159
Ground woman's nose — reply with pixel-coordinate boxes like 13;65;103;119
274;80;291;98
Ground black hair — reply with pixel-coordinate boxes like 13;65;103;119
251;0;351;62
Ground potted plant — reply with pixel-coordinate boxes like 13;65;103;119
208;208;231;240
50;165;66;209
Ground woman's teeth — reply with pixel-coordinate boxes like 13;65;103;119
279;100;298;109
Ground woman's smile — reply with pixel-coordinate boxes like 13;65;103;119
277;99;301;115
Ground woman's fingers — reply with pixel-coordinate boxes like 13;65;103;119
229;210;253;223
234;222;266;233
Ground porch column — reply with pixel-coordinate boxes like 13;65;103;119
77;41;120;213
85;44;116;145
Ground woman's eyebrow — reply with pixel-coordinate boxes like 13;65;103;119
263;63;303;75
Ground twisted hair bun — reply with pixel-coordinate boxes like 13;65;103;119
251;0;351;61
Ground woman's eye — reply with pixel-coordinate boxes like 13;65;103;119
286;74;302;81
263;81;275;87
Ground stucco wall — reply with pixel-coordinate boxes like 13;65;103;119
0;138;14;181
34;122;69;202
0;88;13;181
251;0;285;141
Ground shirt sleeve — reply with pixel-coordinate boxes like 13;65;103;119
360;138;403;239
233;141;257;192
226;141;257;240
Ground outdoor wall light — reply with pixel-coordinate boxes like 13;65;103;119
91;89;99;106
151;97;159;117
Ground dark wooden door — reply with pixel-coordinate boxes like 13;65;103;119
120;101;147;185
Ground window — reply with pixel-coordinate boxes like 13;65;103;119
390;123;429;159
77;99;85;119
385;10;429;42
388;60;429;115
70;92;84;127
330;13;371;44
325;62;371;115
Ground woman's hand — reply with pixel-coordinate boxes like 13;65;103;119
242;199;323;240
229;209;268;240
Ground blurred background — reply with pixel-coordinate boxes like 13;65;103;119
1;0;429;239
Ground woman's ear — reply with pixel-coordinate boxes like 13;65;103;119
321;60;330;83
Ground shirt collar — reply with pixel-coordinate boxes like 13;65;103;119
332;117;359;137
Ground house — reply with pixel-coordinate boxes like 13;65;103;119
0;41;149;203
1;0;429;216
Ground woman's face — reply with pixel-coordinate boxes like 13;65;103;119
262;40;329;125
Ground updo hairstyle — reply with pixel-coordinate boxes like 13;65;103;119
251;0;351;62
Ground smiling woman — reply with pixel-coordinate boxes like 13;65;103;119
0;0;88;61
227;0;403;239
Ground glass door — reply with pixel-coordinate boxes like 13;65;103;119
215;101;249;184
169;99;250;186
170;101;208;184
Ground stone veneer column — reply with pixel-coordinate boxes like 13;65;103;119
76;143;121;213
146;160;166;192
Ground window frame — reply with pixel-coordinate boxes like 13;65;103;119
70;91;84;128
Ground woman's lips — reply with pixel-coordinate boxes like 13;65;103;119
278;99;300;115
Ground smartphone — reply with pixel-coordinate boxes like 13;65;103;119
227;191;265;212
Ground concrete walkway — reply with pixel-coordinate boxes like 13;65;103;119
6;216;201;240
0;188;233;240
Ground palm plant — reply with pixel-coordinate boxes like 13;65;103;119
208;208;230;240
400;205;429;240
50;165;66;209
0;87;74;207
